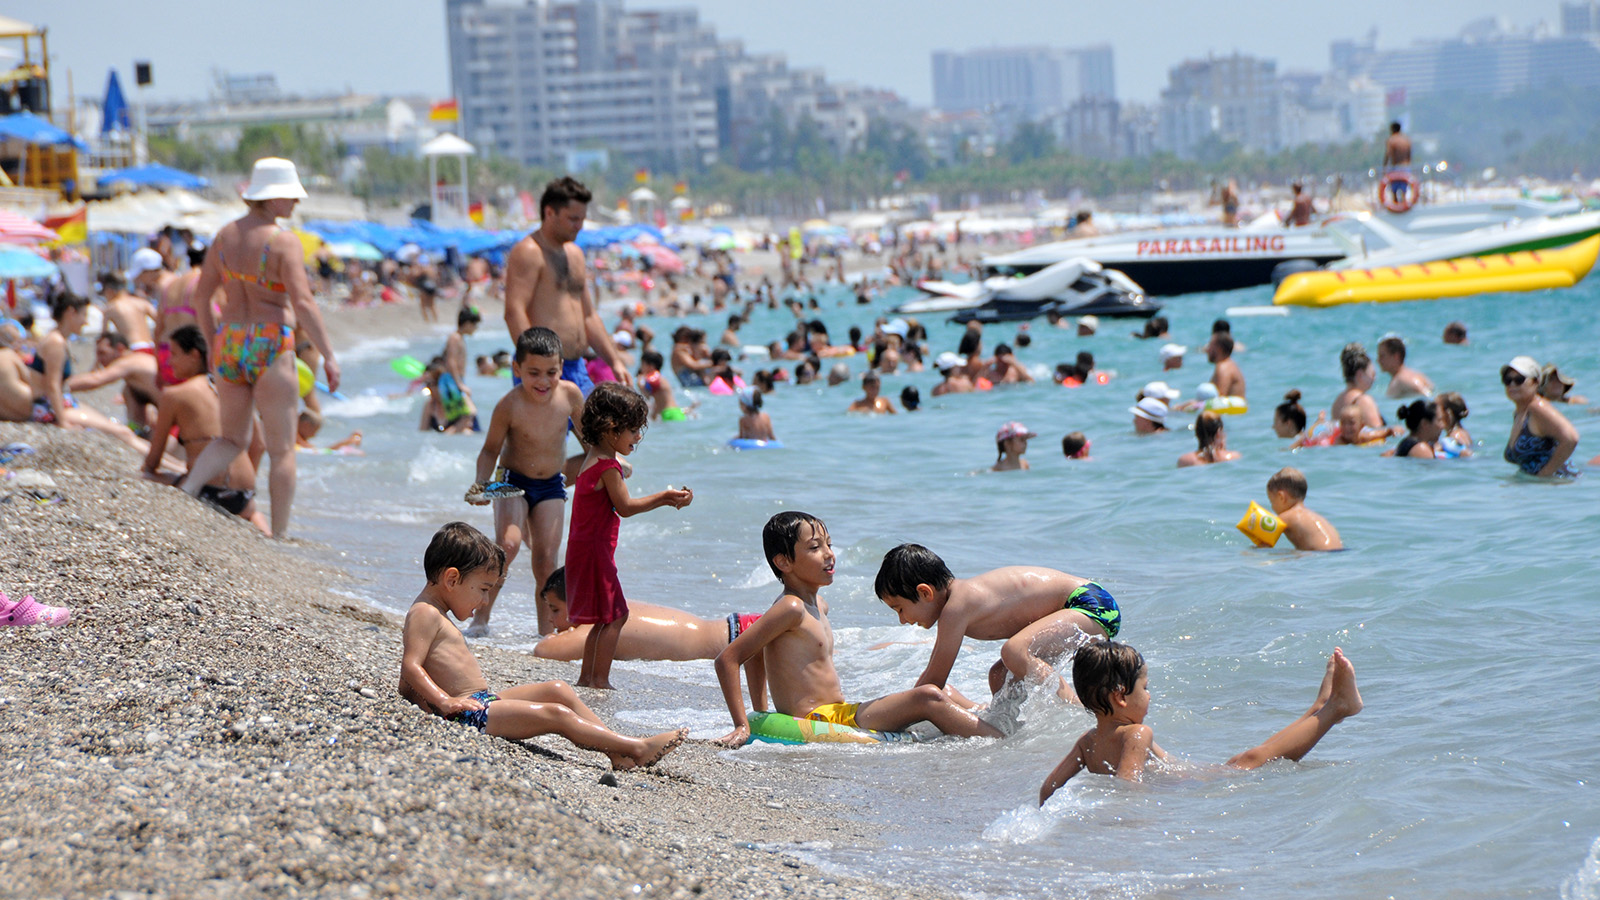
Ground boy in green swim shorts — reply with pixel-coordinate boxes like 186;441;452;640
712;512;1002;747
874;544;1121;706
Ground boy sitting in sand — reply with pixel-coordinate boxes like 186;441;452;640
399;522;686;770
1267;467;1342;551
466;327;586;636
534;568;767;684
713;512;1001;747
874;544;1121;704
847;371;897;414
1039;642;1361;803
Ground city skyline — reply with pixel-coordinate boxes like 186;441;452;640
44;0;1546;108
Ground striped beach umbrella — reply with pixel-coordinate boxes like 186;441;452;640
0;209;59;246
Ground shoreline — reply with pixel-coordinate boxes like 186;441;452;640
0;423;954;899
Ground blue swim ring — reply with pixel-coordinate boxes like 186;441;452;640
728;438;783;450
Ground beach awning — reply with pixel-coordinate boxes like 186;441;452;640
0;112;87;151
100;163;210;191
421;133;475;157
0;15;41;39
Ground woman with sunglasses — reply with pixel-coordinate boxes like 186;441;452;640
1501;356;1579;477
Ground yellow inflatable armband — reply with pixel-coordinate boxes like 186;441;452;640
1205;396;1248;415
1236;500;1285;547
296;358;315;398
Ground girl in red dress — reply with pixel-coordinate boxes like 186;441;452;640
566;383;694;688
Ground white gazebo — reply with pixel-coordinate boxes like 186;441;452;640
421;132;475;227
628;186;659;225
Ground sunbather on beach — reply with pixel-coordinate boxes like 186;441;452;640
400;522;686;770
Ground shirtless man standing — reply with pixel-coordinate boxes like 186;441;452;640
1384;121;1412;203
99;269;159;353
1207;333;1246;400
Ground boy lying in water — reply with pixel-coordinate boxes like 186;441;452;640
399;522;685;770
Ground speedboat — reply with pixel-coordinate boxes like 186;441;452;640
896;258;1160;322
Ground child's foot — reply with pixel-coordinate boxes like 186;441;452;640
610;728;688;771
1311;648;1363;721
2;595;72;628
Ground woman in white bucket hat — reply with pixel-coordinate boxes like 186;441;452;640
179;157;340;538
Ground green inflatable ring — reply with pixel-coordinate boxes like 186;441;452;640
746;711;919;746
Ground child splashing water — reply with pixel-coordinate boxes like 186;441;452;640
567;382;693;689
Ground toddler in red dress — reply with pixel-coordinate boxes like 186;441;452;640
566;382;693;688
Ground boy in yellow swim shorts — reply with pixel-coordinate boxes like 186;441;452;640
712;512;1002;747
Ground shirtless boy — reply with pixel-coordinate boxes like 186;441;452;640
443;305;481;387
847;371;897;414
100;269;159;352
1206;333;1245;401
467;326;584;636
1039;641;1361;803
874;543;1121;704
1266;467;1342;551
713;513;1001;747
400;522;686;770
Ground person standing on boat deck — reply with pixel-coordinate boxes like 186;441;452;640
1220;180;1240;227
1384;122;1413;203
1282;182;1315;227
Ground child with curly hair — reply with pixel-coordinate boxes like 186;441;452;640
566;382;693;688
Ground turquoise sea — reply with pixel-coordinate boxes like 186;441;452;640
289;275;1600;899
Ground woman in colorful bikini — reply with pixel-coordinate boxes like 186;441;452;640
1500;355;1579;478
180;158;341;537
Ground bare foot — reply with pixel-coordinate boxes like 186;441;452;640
1311;648;1363;720
611;729;688;771
588;679;614;691
575;677;592;688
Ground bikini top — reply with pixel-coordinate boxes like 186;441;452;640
164;276;200;318
216;226;286;293
1504;418;1557;475
27;344;72;379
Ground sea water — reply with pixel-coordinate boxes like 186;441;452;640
287;278;1600;899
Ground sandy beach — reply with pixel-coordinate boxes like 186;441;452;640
0;420;956;900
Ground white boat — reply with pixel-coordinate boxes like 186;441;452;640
897;258;1160;321
1323;210;1600;271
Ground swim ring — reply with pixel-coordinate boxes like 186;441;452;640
746;711;916;746
295;358;315;398
391;355;426;380
728;438;783;450
1204;396;1248;415
1378;171;1420;213
1236;500;1286;548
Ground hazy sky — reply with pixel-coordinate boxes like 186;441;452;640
43;0;1547;107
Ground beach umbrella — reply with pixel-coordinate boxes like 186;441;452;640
101;69;131;134
0;209;59;246
0;247;57;279
634;241;685;273
327;240;382;262
99;163;209;191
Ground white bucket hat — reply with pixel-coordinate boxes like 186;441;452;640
241;157;308;201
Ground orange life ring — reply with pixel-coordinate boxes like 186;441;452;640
1378;171;1419;213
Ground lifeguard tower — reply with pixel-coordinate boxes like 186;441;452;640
422;132;474;227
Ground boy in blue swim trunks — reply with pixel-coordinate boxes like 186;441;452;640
468;327;584;637
874;544;1121;708
713;512;1002;747
400;522;686;770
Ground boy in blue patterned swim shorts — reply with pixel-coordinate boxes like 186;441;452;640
400;522;686;770
875;543;1122;709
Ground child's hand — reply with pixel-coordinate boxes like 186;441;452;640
714;724;750;749
436;694;484;717
665;486;693;509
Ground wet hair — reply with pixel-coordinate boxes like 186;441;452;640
1210;334;1234;358
1267;466;1308;500
861;370;880;386
1275;390;1306;432
1340;342;1371;383
848;325;862;345
957;331;981;357
514;326;562;362
874;543;954;603
99;330;130;350
728;314;742;328
1211;318;1232;335
640;349;665;371
458;306;482;327
1061;431;1088;457
1377;336;1406;363
1141;316;1169;338
424;521;505;583
1443;321;1468;342
754;369;777;392
710;348;732;366
169;325;208;367
298;408;324;438
98;270;127;294
1072;641;1146;717
994;342;1012;357
1436;391;1468;425
763;511;827;579
539;176;592;218
1075;350;1095;371
1391;121;1402;133
50;291;90;323
579;381;648;447
1015;333;1031;348
540;566;565;601
492;350;511;364
1194;411;1224;449
1396;398;1437;433
807;320;829;337
900;385;920;410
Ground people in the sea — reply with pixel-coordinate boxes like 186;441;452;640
467;327;586;637
637;350;683;421
1333;405;1389;447
1267;467;1343;550
900;385;921;411
1442;321;1468;345
178;158;340;540
418;359;478;434
27;292;153;452
848;371;896;414
399;522;687;770
736;387;774;442
1377;335;1433;398
1273;390;1309;441
1076;315;1099;337
932;353;974;396
1435;391;1472;457
1038;642;1360;803
986;343;1034;384
1206;332;1245;400
1331;343;1386;435
874;542;1121;704
1539;364;1589;405
1384;399;1440;459
713;512;1002;747
1160;343;1185;372
442;305;481;388
566;382;693;689
142;325;270;535
992;421;1035;471
1131;397;1169;434
1177;411;1241;467
1133;317;1170;341
1501;355;1580;477
1061;431;1090;459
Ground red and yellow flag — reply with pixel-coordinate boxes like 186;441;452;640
43;206;87;246
634;168;650;184
429;99;460;122
468;201;484;225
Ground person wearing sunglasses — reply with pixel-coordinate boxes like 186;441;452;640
1501;356;1580;477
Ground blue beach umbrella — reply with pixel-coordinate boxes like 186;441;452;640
0;247;58;279
101;70;130;134
99;163;209;191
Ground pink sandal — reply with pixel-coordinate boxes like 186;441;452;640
1;592;72;628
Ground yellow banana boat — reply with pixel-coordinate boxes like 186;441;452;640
1273;235;1600;307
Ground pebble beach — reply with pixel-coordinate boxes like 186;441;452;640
0;422;953;900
